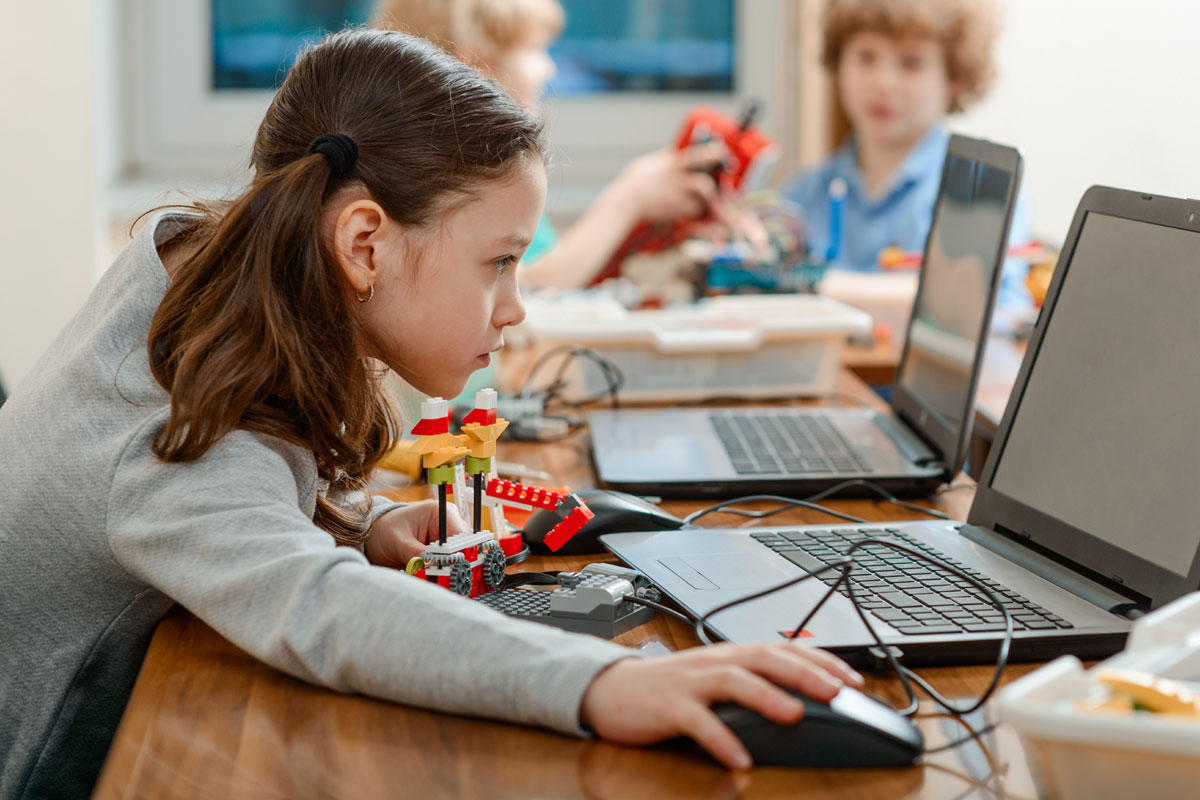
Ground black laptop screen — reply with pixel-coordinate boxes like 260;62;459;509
895;154;1014;433
990;212;1200;579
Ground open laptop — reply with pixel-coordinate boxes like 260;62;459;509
603;186;1200;666
588;134;1023;498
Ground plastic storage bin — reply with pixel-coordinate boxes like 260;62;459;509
517;293;872;402
997;593;1200;799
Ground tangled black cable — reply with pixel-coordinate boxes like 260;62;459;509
673;536;1012;728
519;345;624;410
682;478;952;526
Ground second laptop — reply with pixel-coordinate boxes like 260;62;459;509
587;134;1023;498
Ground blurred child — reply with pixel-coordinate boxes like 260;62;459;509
0;29;861;796
786;0;1032;307
374;0;724;291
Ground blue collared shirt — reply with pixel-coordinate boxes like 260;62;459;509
784;125;1033;309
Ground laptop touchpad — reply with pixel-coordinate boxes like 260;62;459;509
660;554;794;590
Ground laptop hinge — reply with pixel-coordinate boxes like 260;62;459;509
872;411;936;464
957;524;1143;617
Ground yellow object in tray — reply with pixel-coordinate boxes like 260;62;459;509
1091;669;1200;718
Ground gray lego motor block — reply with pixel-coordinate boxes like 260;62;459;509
475;573;655;638
549;575;636;618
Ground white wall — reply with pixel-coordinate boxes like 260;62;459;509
0;6;105;389
955;0;1200;243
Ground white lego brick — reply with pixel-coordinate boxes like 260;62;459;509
419;396;448;419
424;530;494;556
474;388;498;410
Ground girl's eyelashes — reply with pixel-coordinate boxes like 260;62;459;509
493;254;519;275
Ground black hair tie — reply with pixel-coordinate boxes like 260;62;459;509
306;133;358;184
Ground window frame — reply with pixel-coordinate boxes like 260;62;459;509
121;0;803;210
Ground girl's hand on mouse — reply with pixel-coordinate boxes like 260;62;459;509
365;500;468;568
579;642;863;770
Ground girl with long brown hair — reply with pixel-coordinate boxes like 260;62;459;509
0;28;860;797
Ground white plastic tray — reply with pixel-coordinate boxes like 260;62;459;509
517;293;872;402
997;593;1200;798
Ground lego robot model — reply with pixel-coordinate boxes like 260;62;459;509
404;389;593;598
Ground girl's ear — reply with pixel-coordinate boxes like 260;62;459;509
332;199;389;296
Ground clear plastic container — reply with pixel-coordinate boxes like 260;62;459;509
997;593;1200;799
517;293;872;402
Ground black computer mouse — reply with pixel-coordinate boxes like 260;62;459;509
522;489;685;555
703;686;923;768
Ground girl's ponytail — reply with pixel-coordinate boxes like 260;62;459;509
150;140;393;544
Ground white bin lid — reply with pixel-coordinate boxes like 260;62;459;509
519;293;872;354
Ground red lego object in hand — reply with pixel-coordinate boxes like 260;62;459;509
672;105;776;194
591;103;779;286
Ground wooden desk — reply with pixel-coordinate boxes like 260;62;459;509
95;371;1043;800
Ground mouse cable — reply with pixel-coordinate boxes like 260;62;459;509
625;595;697;627
681;478;951;527
682;494;867;526
804;478;952;520
920;722;999;755
922;762;1010;800
794;538;1013;718
687;539;1012;718
642;552;1011;754
622;559;861;658
692;558;857;647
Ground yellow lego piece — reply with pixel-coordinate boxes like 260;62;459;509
465;439;498;459
410;432;467;454
1094;668;1200;717
422;446;468;468
1075;693;1136;714
377;440;422;479
460;418;510;443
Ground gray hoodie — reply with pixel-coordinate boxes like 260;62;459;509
0;215;630;799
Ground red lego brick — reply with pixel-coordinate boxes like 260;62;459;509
485;478;565;511
469;564;484;598
462;407;498;425
542;506;595;552
411;416;450;435
497;532;523;557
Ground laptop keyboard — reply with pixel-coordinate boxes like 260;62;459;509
711;412;867;475
751;527;1075;635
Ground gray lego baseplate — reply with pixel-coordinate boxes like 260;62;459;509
476;575;655;638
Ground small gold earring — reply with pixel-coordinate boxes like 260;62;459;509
356;284;375;303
